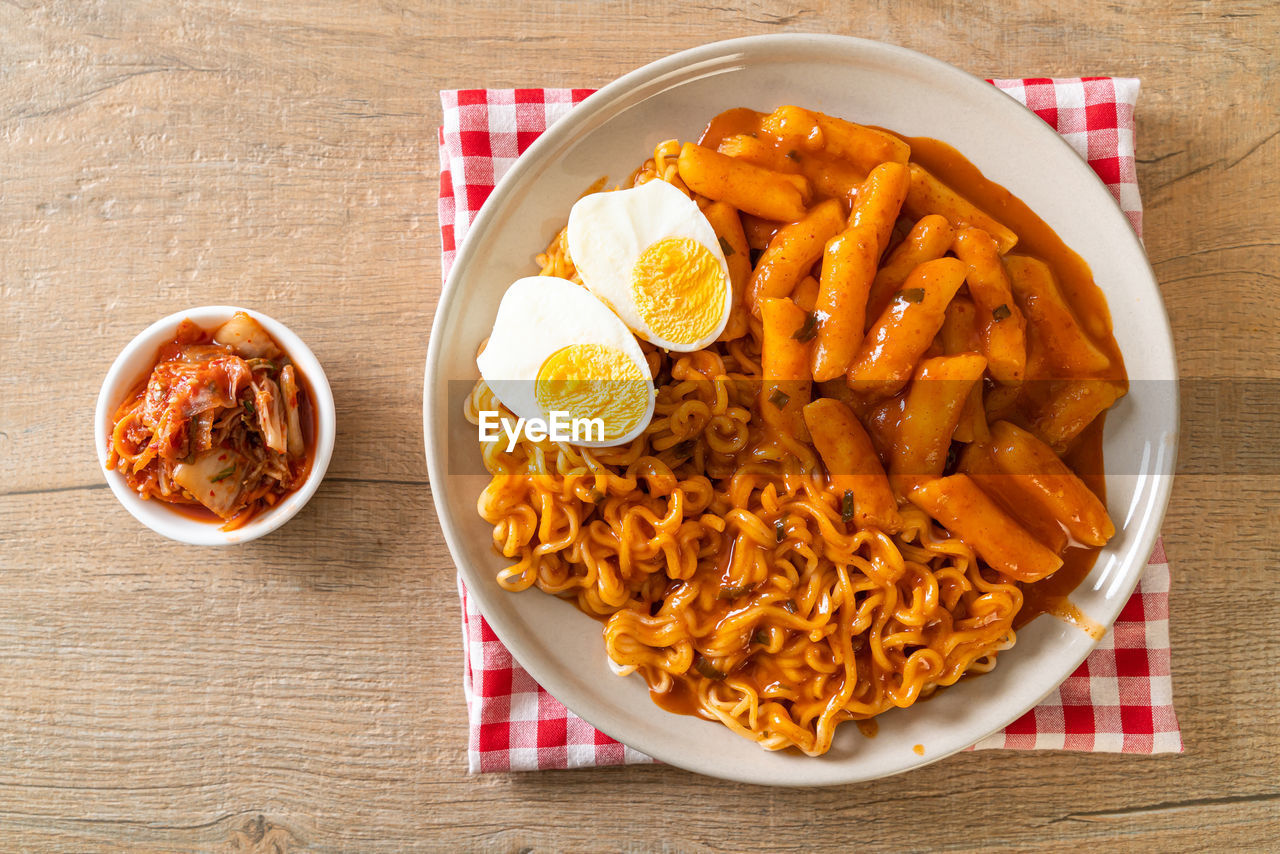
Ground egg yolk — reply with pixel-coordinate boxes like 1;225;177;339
631;237;726;345
535;343;650;441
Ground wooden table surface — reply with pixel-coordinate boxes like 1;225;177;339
3;0;1278;850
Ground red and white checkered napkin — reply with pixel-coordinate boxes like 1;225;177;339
438;79;1181;773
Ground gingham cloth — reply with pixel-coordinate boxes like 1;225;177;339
438;79;1181;773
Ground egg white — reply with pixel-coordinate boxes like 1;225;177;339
567;179;732;352
476;276;656;447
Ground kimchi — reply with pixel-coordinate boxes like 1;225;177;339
107;312;314;529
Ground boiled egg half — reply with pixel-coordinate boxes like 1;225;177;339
477;276;656;447
568;179;732;351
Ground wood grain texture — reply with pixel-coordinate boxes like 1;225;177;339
2;0;1278;850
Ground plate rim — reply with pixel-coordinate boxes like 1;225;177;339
424;33;1179;786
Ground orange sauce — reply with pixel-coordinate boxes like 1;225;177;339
699;108;1127;631
637;108;1130;729
163;499;223;524
1015;415;1107;635
902;135;1125;378
701;109;1123;374
907;135;1125;633
651;673;707;718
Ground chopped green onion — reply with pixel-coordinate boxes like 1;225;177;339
718;584;754;600
209;465;237;483
751;630;770;645
588;488;604;504
944;443;959;474
694;656;726;680
791;312;818;342
897;287;925;304
842;490;855;523
768;388;790;409
775;517;786;542
717;235;735;257
992;303;1012;321
242;397;255;415
782;599;798;614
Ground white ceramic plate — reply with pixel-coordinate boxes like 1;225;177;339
424;34;1177;786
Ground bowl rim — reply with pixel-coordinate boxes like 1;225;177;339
95;304;337;546
423;33;1179;784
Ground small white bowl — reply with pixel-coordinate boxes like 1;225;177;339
95;305;336;546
